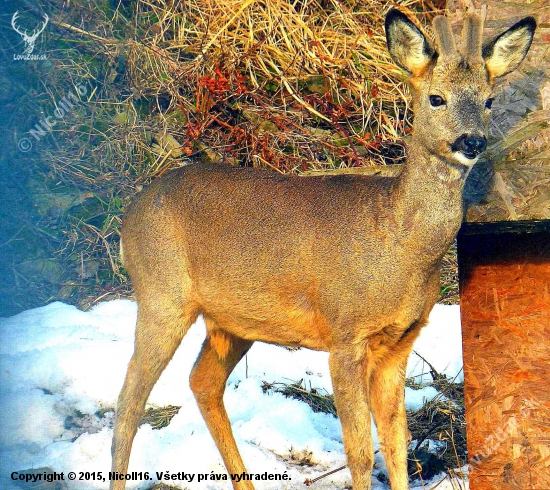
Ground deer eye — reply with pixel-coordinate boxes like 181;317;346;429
485;98;494;109
429;95;446;107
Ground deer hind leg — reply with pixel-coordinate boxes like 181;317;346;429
329;347;374;489
110;301;198;490
190;328;254;490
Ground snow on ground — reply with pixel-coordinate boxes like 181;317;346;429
0;300;466;490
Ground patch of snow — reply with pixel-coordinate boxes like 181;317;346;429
0;300;466;489
407;304;464;383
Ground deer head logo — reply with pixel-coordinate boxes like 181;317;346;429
11;11;49;56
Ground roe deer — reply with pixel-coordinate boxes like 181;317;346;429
111;9;535;490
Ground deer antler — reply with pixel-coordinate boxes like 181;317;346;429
433;15;458;58
462;13;483;61
32;14;49;38
11;11;25;37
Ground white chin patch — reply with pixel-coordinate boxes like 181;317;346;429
453;152;479;166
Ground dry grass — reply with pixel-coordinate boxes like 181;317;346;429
50;0;440;178
406;356;467;479
439;241;459;304
262;379;337;416
122;0;424;174
140;405;181;429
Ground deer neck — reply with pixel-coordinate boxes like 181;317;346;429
393;139;467;257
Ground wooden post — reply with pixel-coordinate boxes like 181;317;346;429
458;222;550;489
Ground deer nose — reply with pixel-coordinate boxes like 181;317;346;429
452;134;487;159
464;136;487;153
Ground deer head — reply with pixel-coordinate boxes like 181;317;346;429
385;10;535;169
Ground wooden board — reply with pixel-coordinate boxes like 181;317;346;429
458;223;550;489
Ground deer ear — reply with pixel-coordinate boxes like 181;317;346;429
385;9;435;77
483;17;536;79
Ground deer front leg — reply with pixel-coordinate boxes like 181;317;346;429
369;321;425;490
369;354;410;490
329;348;374;489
